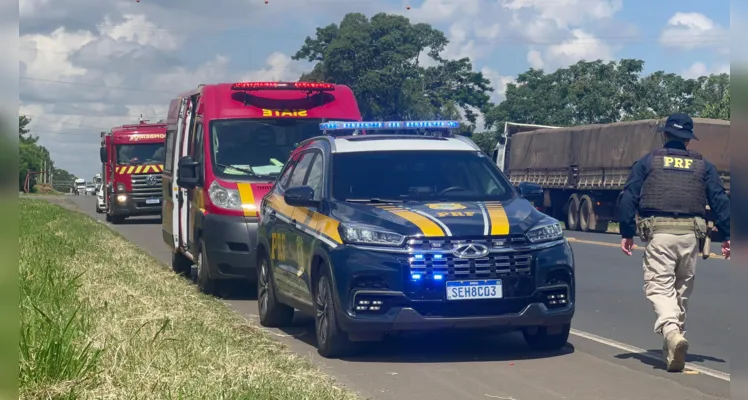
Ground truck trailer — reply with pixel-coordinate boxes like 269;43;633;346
494;118;730;238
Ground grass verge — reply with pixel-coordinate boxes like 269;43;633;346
19;199;359;400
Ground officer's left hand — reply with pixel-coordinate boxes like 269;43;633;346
621;238;634;256
722;240;730;259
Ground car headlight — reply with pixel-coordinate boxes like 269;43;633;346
526;221;564;243
208;180;242;210
116;183;125;192
339;225;405;246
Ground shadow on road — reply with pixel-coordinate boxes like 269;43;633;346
615;350;726;371
277;318;574;364
112;217;162;225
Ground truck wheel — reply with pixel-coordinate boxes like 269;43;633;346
566;195;580;231
196;241;217;295
523;323;571;351
580;195;608;233
171;251;191;276
111;215;125;224
314;268;354;358
257;255;294;327
105;212;112;222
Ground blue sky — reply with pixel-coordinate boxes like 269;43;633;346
19;0;730;178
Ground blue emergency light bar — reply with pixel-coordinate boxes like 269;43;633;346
319;120;460;131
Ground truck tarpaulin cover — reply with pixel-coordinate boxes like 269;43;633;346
508;118;729;172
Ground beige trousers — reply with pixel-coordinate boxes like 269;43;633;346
642;232;698;337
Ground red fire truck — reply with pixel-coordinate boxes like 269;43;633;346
162;81;362;294
100;120;167;224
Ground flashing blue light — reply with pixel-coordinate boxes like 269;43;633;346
414;254;424;260
319;120;460;131
433;254;443;260
433;274;443;280
411;273;422;280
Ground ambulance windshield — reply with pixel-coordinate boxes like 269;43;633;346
210;118;331;180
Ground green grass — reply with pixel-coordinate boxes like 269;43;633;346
19;199;359;400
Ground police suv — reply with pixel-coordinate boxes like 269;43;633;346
256;120;575;357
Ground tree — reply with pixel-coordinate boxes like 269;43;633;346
292;13;493;130
484;59;730;134
18;115;57;192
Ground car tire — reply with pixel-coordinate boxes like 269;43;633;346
171;250;192;276
196;240;217;295
257;255;294;327
522;323;571;351
314;269;354;358
111;215;125;224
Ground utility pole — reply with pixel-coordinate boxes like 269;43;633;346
41;160;46;184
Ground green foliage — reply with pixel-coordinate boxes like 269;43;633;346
292;13;493;131
18;115;74;192
484;60;730;135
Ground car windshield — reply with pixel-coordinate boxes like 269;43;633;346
116;143;165;165
332;150;516;202
210;118;333;180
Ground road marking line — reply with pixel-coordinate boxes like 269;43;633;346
565;237;723;260
570;328;730;382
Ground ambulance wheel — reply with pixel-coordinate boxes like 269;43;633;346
257;254;294;328
523;323;571;351
196;240;217;295
566;194;580;231
314;268;354;358
171;251;191;276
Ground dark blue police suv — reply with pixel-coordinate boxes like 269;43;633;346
255;124;575;358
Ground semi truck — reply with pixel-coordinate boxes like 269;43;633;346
494;118;730;240
100;120;167;224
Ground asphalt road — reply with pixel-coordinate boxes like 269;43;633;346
66;195;730;400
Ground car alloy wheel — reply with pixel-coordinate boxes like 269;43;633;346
315;277;331;346
259;259;270;317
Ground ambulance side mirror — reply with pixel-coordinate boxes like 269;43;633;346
99;147;107;163
517;182;543;203
177;156;200;189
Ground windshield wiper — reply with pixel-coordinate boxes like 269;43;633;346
216;163;275;179
345;198;403;203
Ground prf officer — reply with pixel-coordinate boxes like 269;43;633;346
619;113;730;372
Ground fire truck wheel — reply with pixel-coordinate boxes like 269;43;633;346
197;240;217;295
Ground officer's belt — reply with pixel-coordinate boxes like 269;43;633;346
649;217;697;234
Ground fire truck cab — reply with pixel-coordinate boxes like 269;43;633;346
162;81;362;295
100;121;167;224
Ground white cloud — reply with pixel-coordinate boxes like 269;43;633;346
502;0;622;30
526;29;614;71
659;12;729;54
681;61;730;79
19;8;305;177
480;66;514;103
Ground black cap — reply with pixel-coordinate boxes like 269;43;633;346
659;113;698;140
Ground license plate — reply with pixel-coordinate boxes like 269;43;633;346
146;198;160;205
446;280;503;300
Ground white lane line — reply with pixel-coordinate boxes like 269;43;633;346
570;328;730;382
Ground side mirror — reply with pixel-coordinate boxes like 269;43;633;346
177;156;199;189
99;147;107;163
284;186;319;208
517;181;543;203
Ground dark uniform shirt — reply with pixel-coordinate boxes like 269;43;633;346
619;141;730;241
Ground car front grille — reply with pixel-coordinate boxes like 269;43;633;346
131;173;162;200
404;236;536;301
